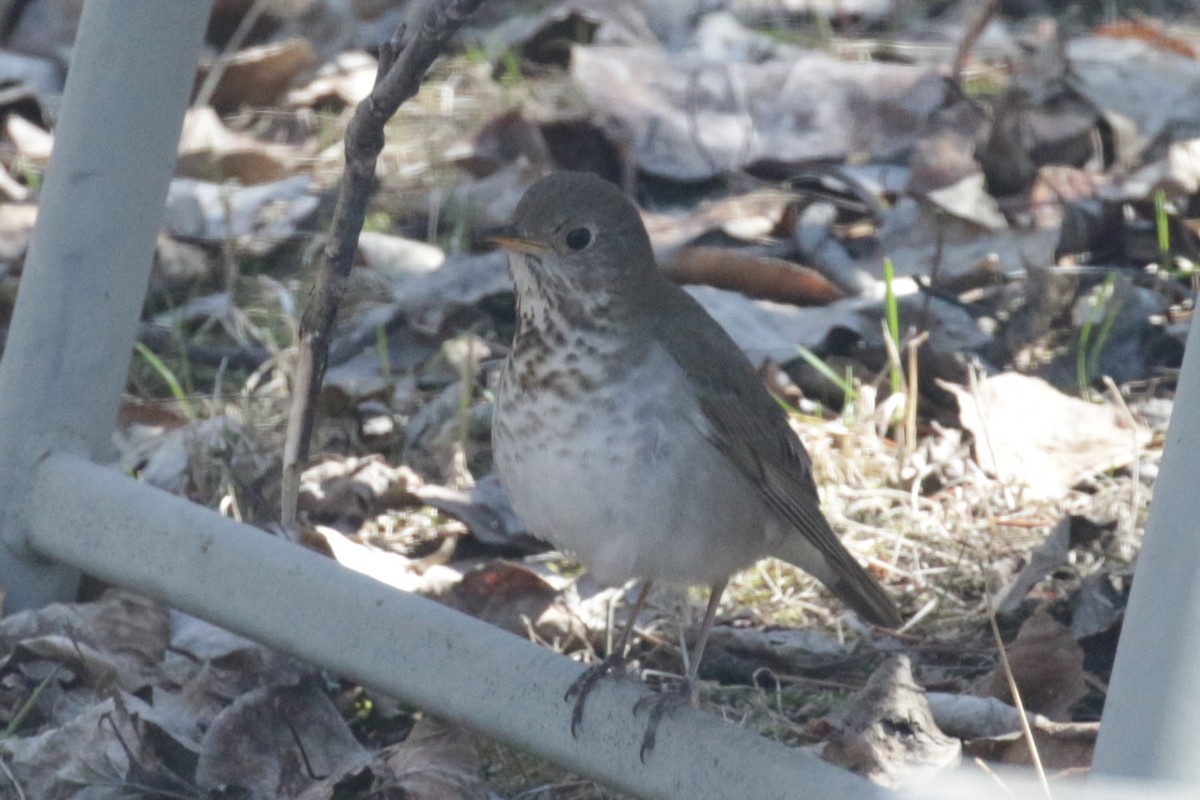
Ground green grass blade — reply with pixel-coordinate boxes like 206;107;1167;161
1155;189;1170;271
795;344;857;403
134;342;195;418
882;257;902;395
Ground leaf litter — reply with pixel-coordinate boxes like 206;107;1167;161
0;0;1195;797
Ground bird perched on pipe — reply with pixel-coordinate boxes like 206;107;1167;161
490;171;901;757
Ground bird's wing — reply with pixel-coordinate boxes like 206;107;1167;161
652;283;902;628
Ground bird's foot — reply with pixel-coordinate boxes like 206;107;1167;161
565;652;629;736
634;678;697;761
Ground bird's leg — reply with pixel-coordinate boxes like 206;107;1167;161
565;580;653;736
636;579;727;760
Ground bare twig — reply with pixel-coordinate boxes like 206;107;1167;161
918;212;945;335
951;0;1000;85
281;0;486;527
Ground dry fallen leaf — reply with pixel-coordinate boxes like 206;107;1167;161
196;678;370;795
943;373;1148;499
572;45;943;181
200;38;318;113
820;655;961;787
177;105;292;184
377;716;487;800
444;561;588;646
664;246;844;306
980;611;1088;722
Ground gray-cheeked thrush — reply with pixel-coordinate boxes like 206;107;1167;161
491;171;902;756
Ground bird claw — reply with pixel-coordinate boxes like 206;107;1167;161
565;652;628;736
634;679;696;761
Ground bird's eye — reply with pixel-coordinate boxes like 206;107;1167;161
565;227;593;251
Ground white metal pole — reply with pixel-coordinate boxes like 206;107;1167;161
26;452;888;800
0;0;212;610
1093;308;1200;783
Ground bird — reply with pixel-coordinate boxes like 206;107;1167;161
489;171;901;757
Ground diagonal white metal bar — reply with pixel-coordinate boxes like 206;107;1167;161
1092;295;1200;784
27;451;890;800
0;0;212;610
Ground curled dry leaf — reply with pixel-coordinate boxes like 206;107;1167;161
926;693;1098;771
356;231;446;281
199;38;318;113
926;692;1034;740
820;655;961;787
176;105;292;184
443;561;589;647
664;246;844;306
701;625;852;683
642;189;792;253
1068;36;1200;168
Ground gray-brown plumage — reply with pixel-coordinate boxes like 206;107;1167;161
491;171;900;754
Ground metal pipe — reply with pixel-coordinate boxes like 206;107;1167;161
0;0;211;610
1093;300;1200;784
27;452;886;800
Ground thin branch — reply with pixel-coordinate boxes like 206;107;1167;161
951;0;1000;85
281;0;486;528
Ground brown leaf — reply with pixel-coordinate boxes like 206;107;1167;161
3;693;150;800
176;106;291;184
1094;20;1196;60
200;38;318;113
445;561;588;646
664;246;843;306
963;719;1098;771
982;611;1088;722
380;717;486;800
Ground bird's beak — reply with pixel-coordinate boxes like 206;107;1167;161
488;225;551;255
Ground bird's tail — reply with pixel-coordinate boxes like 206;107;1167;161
770;523;902;629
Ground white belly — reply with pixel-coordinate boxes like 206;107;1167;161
493;344;769;586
